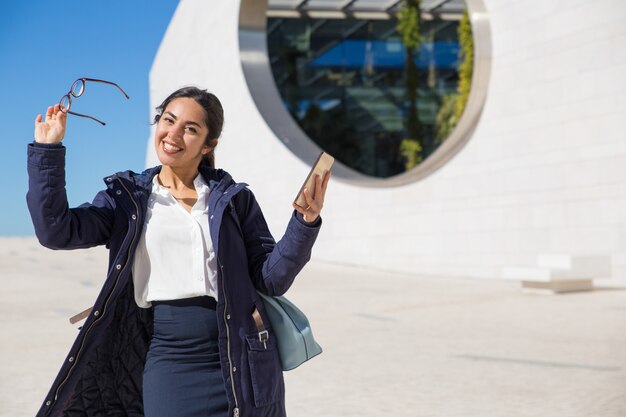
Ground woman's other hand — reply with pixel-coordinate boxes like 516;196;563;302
34;104;67;144
292;170;331;223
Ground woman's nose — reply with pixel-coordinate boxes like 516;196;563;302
167;124;184;140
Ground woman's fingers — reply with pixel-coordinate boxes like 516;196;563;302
322;170;331;190
53;104;67;128
314;172;323;200
43;104;64;122
310;172;329;204
292;202;306;215
292;171;331;222
292;200;312;218
308;172;330;207
292;200;318;223
57;107;67;124
304;187;316;208
34;114;44;141
35;104;67;144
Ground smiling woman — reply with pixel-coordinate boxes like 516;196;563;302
153;87;224;173
26;86;331;417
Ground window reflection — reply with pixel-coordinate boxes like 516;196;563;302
267;4;472;178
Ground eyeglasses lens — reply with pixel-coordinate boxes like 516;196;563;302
60;95;72;113
71;80;85;97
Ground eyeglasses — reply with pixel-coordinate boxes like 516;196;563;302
59;78;130;125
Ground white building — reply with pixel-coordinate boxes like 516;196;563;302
147;0;626;282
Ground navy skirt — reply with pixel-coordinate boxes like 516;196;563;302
143;296;229;417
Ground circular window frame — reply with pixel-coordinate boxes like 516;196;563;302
239;0;491;187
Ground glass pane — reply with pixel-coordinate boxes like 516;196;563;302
267;2;473;178
350;0;399;11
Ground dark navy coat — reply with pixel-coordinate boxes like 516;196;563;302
26;143;321;417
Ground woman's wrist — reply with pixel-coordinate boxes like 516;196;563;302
296;211;321;226
32;140;64;148
303;214;318;223
34;136;64;145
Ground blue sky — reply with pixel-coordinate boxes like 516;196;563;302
0;1;179;235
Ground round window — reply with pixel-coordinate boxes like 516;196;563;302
239;0;490;185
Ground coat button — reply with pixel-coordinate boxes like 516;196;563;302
226;314;231;320
210;215;214;220
131;214;137;220
223;191;228;195
46;401;51;406
116;264;122;270
68;356;74;363
116;190;122;195
233;366;237;372
93;310;100;317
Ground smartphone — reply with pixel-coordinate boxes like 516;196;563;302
294;152;334;207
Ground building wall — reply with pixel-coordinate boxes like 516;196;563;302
147;0;626;281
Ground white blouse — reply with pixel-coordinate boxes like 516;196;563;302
131;174;218;308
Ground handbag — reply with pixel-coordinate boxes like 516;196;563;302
256;291;323;371
226;197;322;370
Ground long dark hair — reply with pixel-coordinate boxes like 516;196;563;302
153;86;224;168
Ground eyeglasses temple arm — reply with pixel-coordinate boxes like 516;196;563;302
81;78;130;99
67;110;106;126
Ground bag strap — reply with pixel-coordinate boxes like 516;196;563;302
69;306;92;324
252;308;269;349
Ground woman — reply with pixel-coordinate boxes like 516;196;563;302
27;86;330;417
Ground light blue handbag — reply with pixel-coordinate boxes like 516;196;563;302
257;291;323;371
227;198;323;370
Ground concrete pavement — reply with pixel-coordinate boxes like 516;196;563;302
1;237;625;417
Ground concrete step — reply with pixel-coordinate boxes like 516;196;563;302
502;254;612;294
536;254;611;277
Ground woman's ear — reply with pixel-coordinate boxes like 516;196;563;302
202;138;218;154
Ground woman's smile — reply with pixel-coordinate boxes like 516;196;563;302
162;140;183;154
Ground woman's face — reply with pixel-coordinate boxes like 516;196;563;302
154;97;212;169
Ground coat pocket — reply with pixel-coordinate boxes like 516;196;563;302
245;330;284;407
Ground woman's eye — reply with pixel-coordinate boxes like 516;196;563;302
164;118;174;124
186;127;197;134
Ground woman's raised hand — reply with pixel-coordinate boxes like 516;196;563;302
292;170;331;223
34;104;67;144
